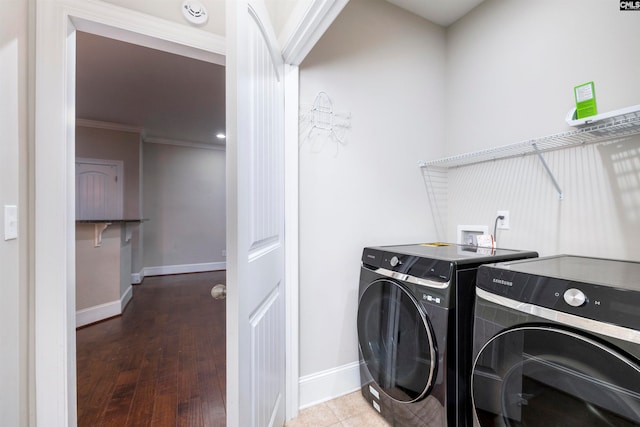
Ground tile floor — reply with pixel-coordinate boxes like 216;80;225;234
285;391;390;427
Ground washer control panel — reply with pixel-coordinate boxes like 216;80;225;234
477;259;640;331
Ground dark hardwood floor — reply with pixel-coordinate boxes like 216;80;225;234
76;271;227;427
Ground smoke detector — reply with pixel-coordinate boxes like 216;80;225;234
182;0;208;25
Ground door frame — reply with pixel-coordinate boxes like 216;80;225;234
34;2;226;425
33;0;347;425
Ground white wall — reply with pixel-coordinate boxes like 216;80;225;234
0;0;29;425
298;0;446;401
444;0;640;260
142;142;226;271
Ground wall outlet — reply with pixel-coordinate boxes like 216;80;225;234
497;210;510;230
222;249;227;257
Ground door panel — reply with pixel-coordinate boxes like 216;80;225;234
75;161;123;219
228;1;286;426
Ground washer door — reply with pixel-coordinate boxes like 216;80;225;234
357;279;437;403
472;326;640;427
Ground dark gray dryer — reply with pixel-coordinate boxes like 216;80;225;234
472;255;640;427
357;243;538;427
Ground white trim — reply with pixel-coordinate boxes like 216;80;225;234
298;361;362;410
34;2;227;425
76;118;143;134
284;64;300;421
74;284;133;328
75;300;120;328
131;271;144;284
121;284;133;312
143;262;226;277
68;0;226;65
143;135;226;151
280;0;349;65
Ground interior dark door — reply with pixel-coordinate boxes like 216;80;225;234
357;279;437;403
472;326;640;427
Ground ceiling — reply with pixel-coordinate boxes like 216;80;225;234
386;0;485;27
76;31;225;147
75;2;482;147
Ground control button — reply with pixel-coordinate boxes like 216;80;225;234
390;256;400;267
564;288;587;307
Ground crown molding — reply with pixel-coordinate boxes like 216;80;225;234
76;118;144;134
143;135;225;151
281;0;349;65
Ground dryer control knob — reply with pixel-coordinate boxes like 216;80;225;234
564;288;587;307
390;256;400;267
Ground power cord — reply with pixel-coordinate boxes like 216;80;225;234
493;215;505;246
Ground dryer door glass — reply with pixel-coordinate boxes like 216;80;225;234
472;326;640;427
357;279;436;403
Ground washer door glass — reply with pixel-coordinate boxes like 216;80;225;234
357;279;437;402
472;326;640;427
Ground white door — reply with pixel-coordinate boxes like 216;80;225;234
227;1;286;426
75;159;123;220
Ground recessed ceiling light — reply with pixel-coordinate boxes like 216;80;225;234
216;133;226;139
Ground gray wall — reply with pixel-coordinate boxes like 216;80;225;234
75;225;124;311
444;0;640;260
75;127;226;277
299;0;446;379
0;0;29;425
142;142;226;268
76;126;144;274
76;127;141;217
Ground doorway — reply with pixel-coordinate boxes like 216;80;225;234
32;3;229;423
74;28;227;422
33;0;315;422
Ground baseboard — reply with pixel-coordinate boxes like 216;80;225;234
76;300;121;328
298;361;362;410
121;285;133;311
142;262;226;277
131;271;143;284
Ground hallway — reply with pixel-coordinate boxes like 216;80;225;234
76;271;227;426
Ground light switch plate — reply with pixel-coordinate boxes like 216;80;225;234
4;205;17;240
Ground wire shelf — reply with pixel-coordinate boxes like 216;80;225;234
419;105;640;169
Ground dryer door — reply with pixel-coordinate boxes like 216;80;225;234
472;326;640;427
357;279;437;403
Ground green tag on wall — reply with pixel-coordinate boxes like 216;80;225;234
574;81;597;119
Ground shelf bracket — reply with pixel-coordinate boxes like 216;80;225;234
94;222;111;247
532;143;563;200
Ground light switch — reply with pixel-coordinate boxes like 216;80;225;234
4;205;17;241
